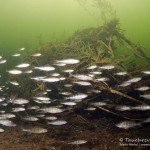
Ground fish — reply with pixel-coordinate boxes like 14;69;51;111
115;72;127;76
140;94;150;99
0;59;7;64
23;116;39;122
64;84;72;88
126;77;141;83
90;71;102;75
142;71;150;75
54;63;66;67
41;107;64;114
143;118;150;123
56;59;79;65
66;94;88;100
9;81;19;86
92;102;107;107
31;53;42;57
45;116;57;121
136;86;150;91
51;73;60;77
0;114;16;119
41;77;60;83
60;92;72;96
73;74;93;81
8;69;22;75
12;107;25;112
85;107;96;111
0;98;5;102
99;65;115;70
132;105;150;111
62;102;76;106
68;140;87;145
116;105;131;111
11;98;29;105
16;63;30;68
87;65;97;70
116;121;141;129
96;77;109;82
24;70;33;74
19;48;25;51
119;82;131;87
48;120;67;126
22;127;47;134
34;97;50;101
0;52;150;136
64;69;74;73
12;53;21;57
31;76;46;81
34;66;55;72
0;120;16;127
0;128;4;132
73;81;91;86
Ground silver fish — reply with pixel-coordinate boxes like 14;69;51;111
34;66;55;72
69;140;87;145
56;59;79;65
34;97;50;101
87;65;97;70
73;74;93;81
116;121;141;129
136;86;150;91
41;107;64;114
12;53;21;57
99;65;115;70
0;59;7;64
126;77;141;83
31;53;42;57
41;77;60;83
9;81;19;86
16;63;30;68
45;116;57;121
142;71;150;75
115;72;127;76
140;94;150;99
12;107;25;112
12;98;29;105
19;48;25;51
0;128;4;132
62;102;76;106
0;120;16;127
48;120;67;126
23;116;39;122
66;94;88;100
22;127;47;134
73;81;91;86
8;69;22;75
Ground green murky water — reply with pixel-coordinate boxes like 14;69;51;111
0;0;150;56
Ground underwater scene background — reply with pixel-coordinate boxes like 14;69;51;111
0;0;150;149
